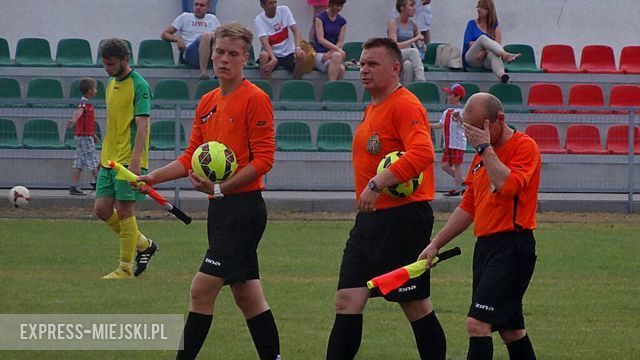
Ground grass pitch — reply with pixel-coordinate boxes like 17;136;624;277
0;218;639;359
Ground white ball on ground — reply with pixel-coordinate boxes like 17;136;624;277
8;186;30;208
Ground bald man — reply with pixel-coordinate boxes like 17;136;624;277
419;93;540;360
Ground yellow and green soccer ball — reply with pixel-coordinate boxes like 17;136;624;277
377;150;423;197
191;141;238;183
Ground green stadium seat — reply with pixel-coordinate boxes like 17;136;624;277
155;79;190;100
69;79;106;100
96;39;134;65
343;41;363;70
488;83;525;111
252;79;273;99
504;44;542;73
195;79;219;100
0;78;22;106
423;42;448;72
64;122;102;149
150;121;187;150
0;38;15;66
321;81;358;110
15;38;57;67
276;121;317;151
277;80;320;110
430;127;442;153
457;82;480;103
137;40;175;68
317;122;353;152
362;90;371;104
56;38;94;67
245;46;259;69
23;118;65;149
26;78;65;108
0;118;21;148
406;82;441;110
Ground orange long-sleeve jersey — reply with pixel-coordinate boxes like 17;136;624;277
352;87;435;210
460;131;541;237
177;80;275;194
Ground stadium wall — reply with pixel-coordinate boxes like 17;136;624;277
0;0;637;64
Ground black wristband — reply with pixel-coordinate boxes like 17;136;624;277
476;143;491;156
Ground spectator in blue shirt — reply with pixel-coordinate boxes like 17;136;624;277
311;0;347;80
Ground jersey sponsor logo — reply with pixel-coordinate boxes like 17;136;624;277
474;303;494;312
398;285;417;293
366;132;381;155
472;160;483;174
204;257;221;266
200;105;217;123
256;120;267;126
190;20;209;27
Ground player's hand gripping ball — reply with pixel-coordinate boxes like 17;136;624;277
8;186;30;208
376;151;423;197
191;141;238;183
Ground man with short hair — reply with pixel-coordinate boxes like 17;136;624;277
255;0;306;80
326;37;446;360
94;38;157;279
419;92;540;360
162;0;221;80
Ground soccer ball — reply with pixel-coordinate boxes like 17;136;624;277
376;151;423;197
8;186;30;208
191;141;238;183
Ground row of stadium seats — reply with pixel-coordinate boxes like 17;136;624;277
525;123;640;154
528;83;640;113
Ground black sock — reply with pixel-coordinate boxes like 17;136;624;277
507;334;536;360
467;336;493;360
176;312;213;360
326;314;363;360
410;311;446;360
246;309;281;360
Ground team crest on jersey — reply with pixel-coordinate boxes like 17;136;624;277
200;105;217;123
472;161;484;174
366;132;381;154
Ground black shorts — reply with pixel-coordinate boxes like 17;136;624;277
468;230;537;331
276;53;296;72
199;191;267;285
337;201;434;302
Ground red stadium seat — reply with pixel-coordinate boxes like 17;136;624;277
565;124;609;154
541;44;583;73
609;85;640;113
606;125;640;155
579;45;621;74
527;83;569;113
619;46;640;74
568;84;610;114
525;124;567;154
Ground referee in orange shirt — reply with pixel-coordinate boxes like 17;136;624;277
138;23;280;360
420;93;540;360
326;38;446;360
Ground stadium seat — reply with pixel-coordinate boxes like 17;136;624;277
278;80;320;110
0;118;21;148
0;38;15;66
22;118;65;149
609;85;640;110
195;79;219;100
245;46;259;69
251;79;273;99
137;40;175;68
26;78;65;108
489;83;525;111
619;46;640;74
565;124;608;154
0;77;22;100
567;84;607;114
579;45;621;74
317;122;353;152
276;121;317;151
540;44;583;73
155;79;190;100
457;82;480;103
69;79;106;100
423;42;448;72
527;83;568;113
321;81;358;110
96;39;133;65
56;38;93;67
15;38;57;67
406;82;440;109
362;90;371;104
343;41;363;70
504;44;541;73
525;124;567;154
150;121;187;150
606;125;640;155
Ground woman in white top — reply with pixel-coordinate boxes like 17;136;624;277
387;0;426;84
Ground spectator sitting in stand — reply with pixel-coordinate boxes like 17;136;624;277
311;0;347;81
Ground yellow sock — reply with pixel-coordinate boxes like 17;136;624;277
101;261;133;279
137;229;150;251
119;216;139;264
105;211;120;234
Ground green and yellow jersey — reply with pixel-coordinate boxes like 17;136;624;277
101;70;152;169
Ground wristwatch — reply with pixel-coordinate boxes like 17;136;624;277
367;179;381;193
476;143;491;156
213;183;224;199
